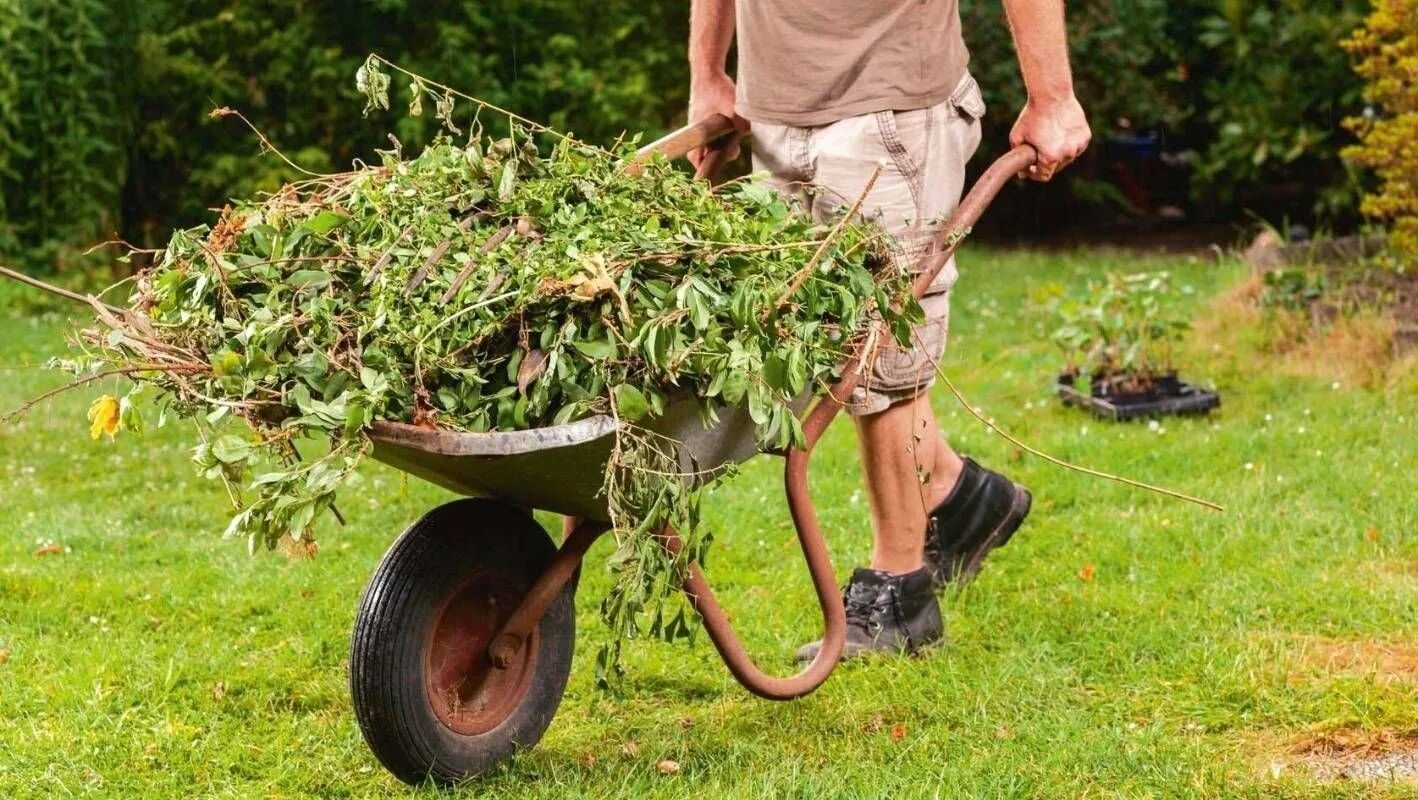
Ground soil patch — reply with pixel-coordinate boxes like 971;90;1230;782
1272;728;1418;784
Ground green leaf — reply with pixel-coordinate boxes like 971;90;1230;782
612;384;650;421
571;338;616;359
288;270;332;290
211;434;252;464
303;211;348;236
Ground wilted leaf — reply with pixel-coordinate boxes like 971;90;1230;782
517;349;547;395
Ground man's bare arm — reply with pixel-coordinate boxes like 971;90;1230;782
688;0;748;167
1001;0;1091;181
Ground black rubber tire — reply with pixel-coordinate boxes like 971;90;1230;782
349;499;576;786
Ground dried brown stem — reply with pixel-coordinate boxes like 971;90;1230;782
406;215;476;291
769;165;882;317
366;225;413;284
438;221;519;305
210;107;333;179
922;344;1225;512
0;265;125;314
2;363;208;425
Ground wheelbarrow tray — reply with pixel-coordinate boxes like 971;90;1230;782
367;395;798;521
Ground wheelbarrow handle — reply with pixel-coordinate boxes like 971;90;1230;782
911;143;1037;298
624;114;741;177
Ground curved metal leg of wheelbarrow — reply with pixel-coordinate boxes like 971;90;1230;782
656;143;1042;700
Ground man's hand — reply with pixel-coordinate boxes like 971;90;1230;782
1009;94;1091;182
1000;0;1090;181
688;72;750;170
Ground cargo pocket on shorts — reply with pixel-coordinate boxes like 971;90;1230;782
874;107;932;212
949;73;987;122
865;290;951;394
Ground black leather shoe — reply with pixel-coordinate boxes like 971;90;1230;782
924;457;1032;589
795;567;943;662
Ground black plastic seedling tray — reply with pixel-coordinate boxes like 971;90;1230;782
1056;373;1220;421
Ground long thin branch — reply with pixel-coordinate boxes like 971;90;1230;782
2;364;208;425
920;341;1225;512
770;165;882;316
369;55;605;154
0;265;125;315
210;107;334;179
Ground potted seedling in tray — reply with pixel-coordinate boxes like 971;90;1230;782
1049;271;1219;421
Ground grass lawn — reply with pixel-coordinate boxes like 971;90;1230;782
1;248;1415;798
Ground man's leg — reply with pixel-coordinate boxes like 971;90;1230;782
854;394;963;574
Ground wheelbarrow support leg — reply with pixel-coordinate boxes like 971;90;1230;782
488;519;610;668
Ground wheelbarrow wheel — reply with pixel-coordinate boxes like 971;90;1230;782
350;499;576;785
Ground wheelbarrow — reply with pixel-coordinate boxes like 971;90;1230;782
348;115;1037;785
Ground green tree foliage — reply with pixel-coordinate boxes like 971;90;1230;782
0;0;125;273
1183;0;1368;219
0;1;20;255
2;0;689;273
0;1;1382;274
961;0;1186;147
961;0;1368;223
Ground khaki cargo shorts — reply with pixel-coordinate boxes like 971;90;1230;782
750;72;985;415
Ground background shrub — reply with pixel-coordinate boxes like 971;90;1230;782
0;0;689;274
1342;0;1418;262
0;0;1387;275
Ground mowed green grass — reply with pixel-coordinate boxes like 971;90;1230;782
1;249;1415;799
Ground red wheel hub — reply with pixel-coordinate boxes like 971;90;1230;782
424;570;539;735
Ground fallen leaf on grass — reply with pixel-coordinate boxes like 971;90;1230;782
33;543;63;557
891;724;906;742
863;713;884;733
0;649;10;665
995;724;1012;739
1078;563;1096;582
621;741;640;757
212;682;225;701
657;759;680;775
1365;527;1381;542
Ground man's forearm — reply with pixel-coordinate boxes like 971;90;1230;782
1001;0;1075;105
690;0;735;86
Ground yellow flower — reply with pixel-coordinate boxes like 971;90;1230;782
88;395;120;440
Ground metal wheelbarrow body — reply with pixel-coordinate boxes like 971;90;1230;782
347;117;1037;786
367;393;781;522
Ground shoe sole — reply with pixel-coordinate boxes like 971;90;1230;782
950;484;1032;586
796;634;948;664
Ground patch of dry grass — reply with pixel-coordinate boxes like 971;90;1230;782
1197;270;1403;389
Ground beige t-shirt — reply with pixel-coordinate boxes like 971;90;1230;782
735;0;969;127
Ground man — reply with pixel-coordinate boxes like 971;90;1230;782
687;0;1091;659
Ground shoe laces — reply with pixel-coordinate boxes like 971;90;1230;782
843;580;894;634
